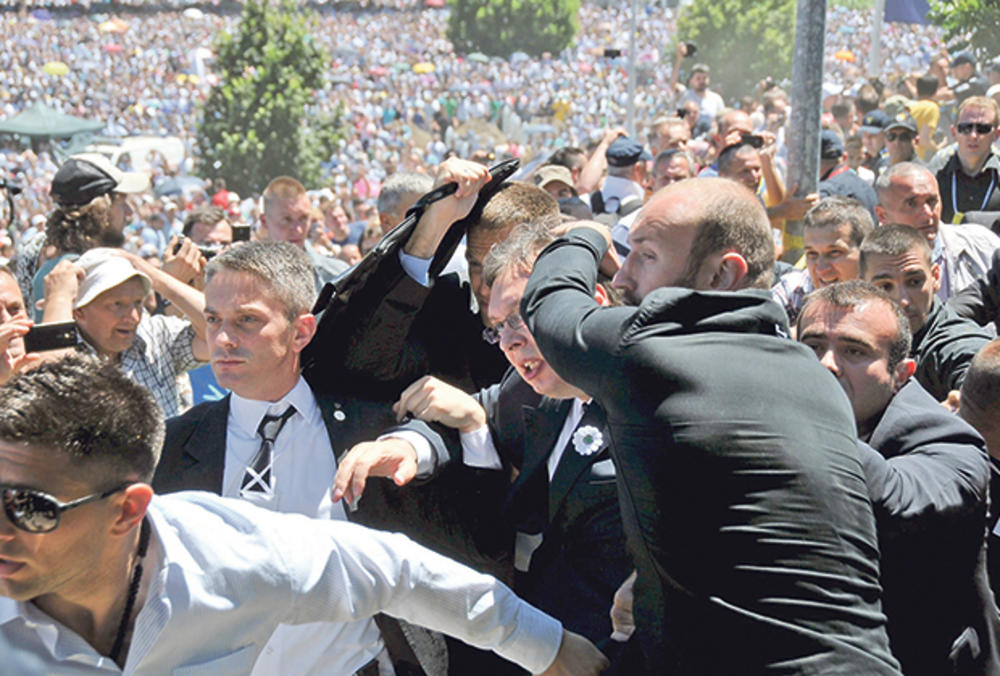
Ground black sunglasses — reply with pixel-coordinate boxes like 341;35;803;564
956;122;996;136
2;482;130;533
885;130;915;142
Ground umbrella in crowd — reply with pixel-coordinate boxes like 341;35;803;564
98;17;129;33
42;61;69;77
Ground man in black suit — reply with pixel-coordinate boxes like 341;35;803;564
154;241;454;676
521;178;901;673
860;224;992;401
798;281;1000;676
310;158;560;398
334;220;630;649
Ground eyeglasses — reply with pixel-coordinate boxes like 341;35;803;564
482;313;525;345
956;122;996;136
885;130;915;143
1;482;130;533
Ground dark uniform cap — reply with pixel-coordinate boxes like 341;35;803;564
605;136;653;167
859;110;889;134
885;110;918;134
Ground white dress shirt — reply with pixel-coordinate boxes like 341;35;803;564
222;376;434;676
462;397;587;480
462;397;589;571
0;493;563;675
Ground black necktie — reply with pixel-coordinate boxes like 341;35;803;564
241;405;296;497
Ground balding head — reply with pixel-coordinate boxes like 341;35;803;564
612;178;775;304
873;162;942;243
959;340;1000;459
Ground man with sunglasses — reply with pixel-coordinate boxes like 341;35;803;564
0;356;607;675
883;110;921;171
933;96;1000;224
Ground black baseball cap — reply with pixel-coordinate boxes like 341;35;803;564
51;154;148;206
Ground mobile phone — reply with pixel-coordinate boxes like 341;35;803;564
684;42;697;58
23;321;78;353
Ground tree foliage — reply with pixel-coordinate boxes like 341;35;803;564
197;0;343;195
928;0;1000;60
675;0;796;101
447;0;580;59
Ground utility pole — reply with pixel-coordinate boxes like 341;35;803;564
869;0;885;77
626;0;638;137
784;0;827;259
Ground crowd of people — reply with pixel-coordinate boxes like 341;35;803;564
3;1;1000;675
0;0;976;245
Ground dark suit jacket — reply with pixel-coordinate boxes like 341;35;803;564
153;388;497;572
521;228;901;674
155;391;404;494
912;299;992;401
304;250;509;400
475;369;629;643
860;379;1000;676
949;248;1000;332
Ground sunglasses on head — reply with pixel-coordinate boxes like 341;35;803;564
956;122;996;136
2;482;130;533
885;130;915;142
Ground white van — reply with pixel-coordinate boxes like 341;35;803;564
85;136;186;173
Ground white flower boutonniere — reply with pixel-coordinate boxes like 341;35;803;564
572;425;603;456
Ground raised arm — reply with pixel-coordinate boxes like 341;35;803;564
521;226;635;401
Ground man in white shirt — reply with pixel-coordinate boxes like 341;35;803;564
154;241;457;674
0;356;606;675
874;162;1000;300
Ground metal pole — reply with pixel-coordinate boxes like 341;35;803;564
785;0;827;258
869;0;884;78
626;0;638;137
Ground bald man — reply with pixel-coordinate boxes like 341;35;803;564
522;179;900;674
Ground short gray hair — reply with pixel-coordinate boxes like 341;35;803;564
874;162;934;205
205;241;316;319
377;171;433;217
482;218;560;287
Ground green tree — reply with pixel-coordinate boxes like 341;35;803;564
928;0;1000;60
197;0;343;195
447;0;580;59
675;0;796;101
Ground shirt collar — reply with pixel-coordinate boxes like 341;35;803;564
602;175;645;202
229;376;318;439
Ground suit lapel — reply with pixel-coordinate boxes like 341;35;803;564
182;395;231;493
548;403;609;520
504;398;571;527
513;397;570;489
315;392;355;462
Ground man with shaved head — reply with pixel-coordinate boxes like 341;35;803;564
521;178;900;674
873;162;1000;300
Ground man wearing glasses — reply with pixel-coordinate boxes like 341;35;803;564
0;356;607;675
882;110;921;171
932;96;1000;224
